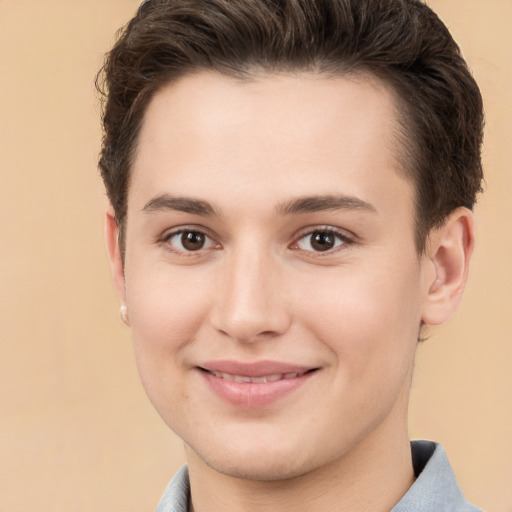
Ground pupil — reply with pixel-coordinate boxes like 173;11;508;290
311;232;334;251
181;231;205;251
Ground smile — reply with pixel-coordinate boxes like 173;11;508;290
198;362;318;408
205;370;309;383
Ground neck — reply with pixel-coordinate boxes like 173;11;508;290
186;417;414;512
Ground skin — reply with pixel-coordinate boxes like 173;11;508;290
106;71;474;512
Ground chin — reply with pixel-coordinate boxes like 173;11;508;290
202;452;310;482
186;434;317;482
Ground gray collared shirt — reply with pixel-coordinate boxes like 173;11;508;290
156;441;482;512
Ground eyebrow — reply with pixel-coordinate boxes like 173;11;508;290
142;193;377;217
276;195;377;216
142;195;218;216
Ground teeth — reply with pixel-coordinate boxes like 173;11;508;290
263;374;283;382
233;374;251;383
209;370;305;382
251;376;269;383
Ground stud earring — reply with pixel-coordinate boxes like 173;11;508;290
119;305;130;326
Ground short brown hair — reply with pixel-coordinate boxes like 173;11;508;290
97;0;484;254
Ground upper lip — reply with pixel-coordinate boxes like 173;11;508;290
198;360;316;378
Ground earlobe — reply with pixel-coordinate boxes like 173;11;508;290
105;207;128;313
421;207;475;326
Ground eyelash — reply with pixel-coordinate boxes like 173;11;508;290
158;228;219;257
159;226;354;256
292;227;354;254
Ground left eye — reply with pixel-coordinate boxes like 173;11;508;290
165;230;216;252
295;230;347;252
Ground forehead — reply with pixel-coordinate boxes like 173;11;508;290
131;70;413;217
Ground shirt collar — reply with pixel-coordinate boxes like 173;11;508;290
391;440;481;511
156;465;190;512
156;441;481;512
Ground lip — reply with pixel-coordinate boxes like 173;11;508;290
198;360;318;408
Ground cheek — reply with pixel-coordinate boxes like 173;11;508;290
124;263;213;401
298;259;423;380
127;261;213;343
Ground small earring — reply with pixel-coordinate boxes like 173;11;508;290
119;305;130;326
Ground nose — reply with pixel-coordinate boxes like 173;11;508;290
209;244;292;343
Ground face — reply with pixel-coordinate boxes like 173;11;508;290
114;71;434;480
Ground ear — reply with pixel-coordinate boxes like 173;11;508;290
421;207;475;326
105;207;129;324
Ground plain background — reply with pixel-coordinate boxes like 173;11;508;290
0;1;510;510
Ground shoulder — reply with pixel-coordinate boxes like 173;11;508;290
392;441;483;512
156;466;190;512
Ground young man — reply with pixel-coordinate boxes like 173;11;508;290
98;0;484;510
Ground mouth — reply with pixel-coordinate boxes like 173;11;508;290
201;368;313;383
197;361;319;408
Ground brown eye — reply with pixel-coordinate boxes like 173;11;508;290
310;232;336;251
296;229;348;253
181;231;205;251
165;229;216;253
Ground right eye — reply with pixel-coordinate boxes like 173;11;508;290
163;229;217;253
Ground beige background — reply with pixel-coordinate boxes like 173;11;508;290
0;1;510;511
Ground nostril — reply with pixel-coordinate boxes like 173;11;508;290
216;327;282;343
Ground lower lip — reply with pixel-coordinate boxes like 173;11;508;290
200;370;315;408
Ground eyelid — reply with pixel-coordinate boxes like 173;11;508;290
158;225;221;254
157;224;355;256
290;225;355;253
